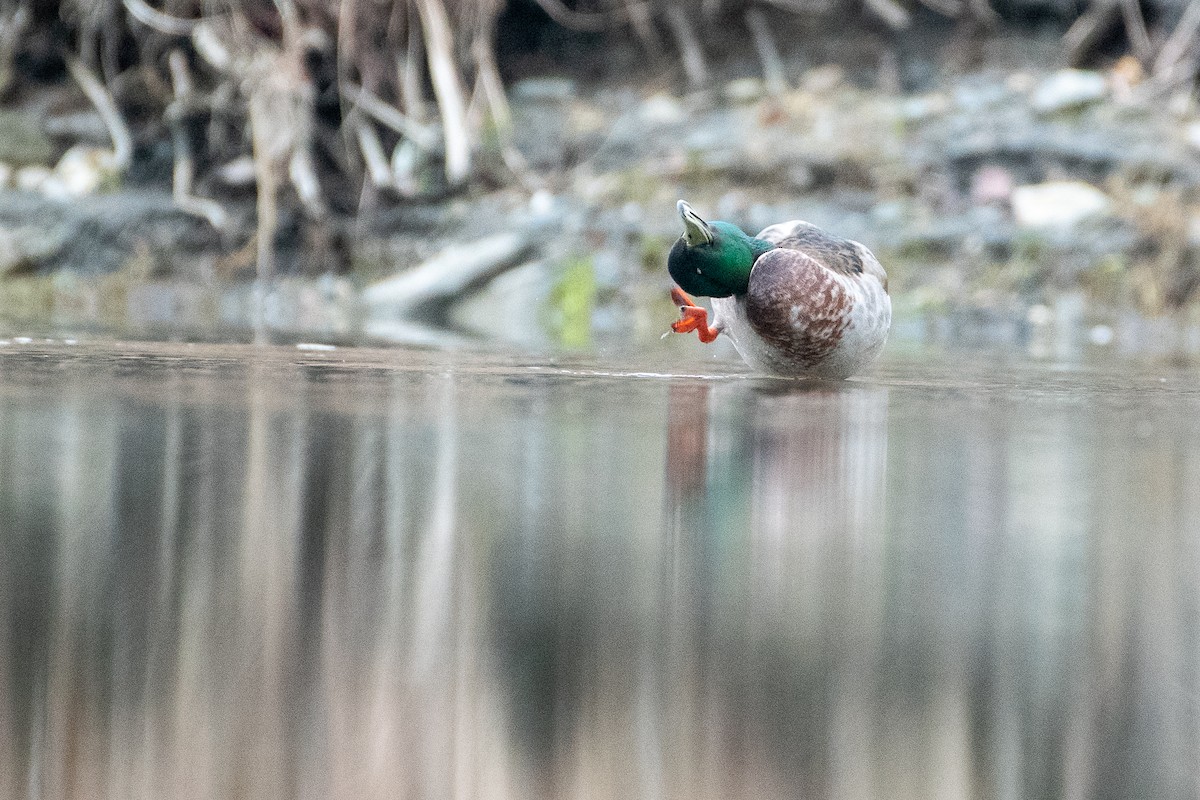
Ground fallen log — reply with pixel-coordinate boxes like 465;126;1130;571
362;229;537;315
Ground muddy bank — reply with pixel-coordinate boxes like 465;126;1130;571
3;28;1200;354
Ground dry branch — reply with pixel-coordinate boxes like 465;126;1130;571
757;0;836;12
664;5;709;89
363;230;535;314
531;0;610;30
1063;1;1117;64
745;7;787;94
863;0;911;29
288;150;325;217
918;0;963;18
167;49;229;229
398;24;427;120
343;83;440;150
415;0;471;184
1154;0;1200;78
355;119;395;189
122;0;196;35
472;34;512;133
65;55;133;171
0;3;29;95
1118;0;1151;63
624;1;663;54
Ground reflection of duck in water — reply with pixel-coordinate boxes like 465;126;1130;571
489;379;893;798
667;201;891;379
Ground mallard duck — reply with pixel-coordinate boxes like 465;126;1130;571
667;201;891;379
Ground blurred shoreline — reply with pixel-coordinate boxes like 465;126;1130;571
1;6;1199;356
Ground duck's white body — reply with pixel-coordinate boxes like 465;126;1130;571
711;220;891;379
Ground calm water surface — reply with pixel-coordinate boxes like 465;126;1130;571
1;341;1199;800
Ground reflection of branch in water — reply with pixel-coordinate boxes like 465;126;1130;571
408;374;465;796
40;402;120;799
411;373;459;675
665;382;712;501
0;553;11;798
232;364;304;797
11;352;1200;798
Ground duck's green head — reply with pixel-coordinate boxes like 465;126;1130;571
667;201;775;298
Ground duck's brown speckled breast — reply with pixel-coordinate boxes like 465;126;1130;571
742;227;867;368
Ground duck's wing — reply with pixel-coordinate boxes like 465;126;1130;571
755;220;887;289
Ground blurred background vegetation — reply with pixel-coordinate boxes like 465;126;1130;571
2;0;1200;354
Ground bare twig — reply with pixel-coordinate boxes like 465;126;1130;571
399;21;426;120
272;0;299;42
391;140;421;196
166;47;193;98
1137;53;1200;99
1154;0;1200;77
757;0;836;12
624;1;663;54
472;35;512;133
333;0;361;183
288;150;325;218
470;36;540;191
244;41;321;280
166;49;228;229
745;7;788;94
464;66;486;136
355;119;395;189
191;19;233;71
1118;0;1152;62
414;0;471;184
1063;0;1119;65
877;42;902;93
965;0;1000;26
122;0;195;35
343;83;440;149
0;3;29;95
335;0;358;72
251;125;280;284
863;0;912;29
531;0;610;31
501;144;539;191
918;0;964;17
664;5;709;89
65;55;133;171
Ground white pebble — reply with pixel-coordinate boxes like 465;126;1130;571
1030;69;1108;114
15;166;52;192
1088;325;1114;346
1012;181;1111;229
1027;304;1053;326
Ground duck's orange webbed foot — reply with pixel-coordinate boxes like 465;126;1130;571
669;286;720;343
